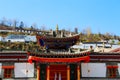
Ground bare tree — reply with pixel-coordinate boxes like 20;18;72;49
74;27;78;34
7;19;12;27
0;17;7;26
13;19;19;28
41;25;46;31
31;23;37;30
19;21;24;29
81;29;86;35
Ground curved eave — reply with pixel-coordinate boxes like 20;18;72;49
36;34;80;43
28;56;90;63
27;51;90;57
36;34;79;40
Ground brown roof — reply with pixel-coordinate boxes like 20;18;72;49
0;26;13;30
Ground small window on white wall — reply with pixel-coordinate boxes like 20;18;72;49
14;63;34;78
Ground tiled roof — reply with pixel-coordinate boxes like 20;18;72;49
109;47;120;52
0;26;13;30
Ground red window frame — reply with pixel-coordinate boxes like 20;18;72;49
2;66;14;78
107;65;118;78
4;69;12;78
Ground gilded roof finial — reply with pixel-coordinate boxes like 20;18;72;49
56;24;59;33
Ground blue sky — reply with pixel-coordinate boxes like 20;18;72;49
0;0;120;35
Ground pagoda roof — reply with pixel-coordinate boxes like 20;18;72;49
36;34;80;49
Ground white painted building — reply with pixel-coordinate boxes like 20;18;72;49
0;30;14;32
5;35;26;42
25;36;36;42
108;39;119;44
4;35;37;42
72;42;120;52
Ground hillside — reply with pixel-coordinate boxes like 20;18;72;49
0;25;120;43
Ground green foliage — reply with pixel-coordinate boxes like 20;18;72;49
0;42;42;52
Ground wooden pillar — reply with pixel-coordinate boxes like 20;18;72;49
37;66;40;80
47;65;50;80
67;65;70;80
77;65;80;80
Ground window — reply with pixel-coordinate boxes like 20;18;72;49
107;65;118;78
2;66;14;78
4;69;12;78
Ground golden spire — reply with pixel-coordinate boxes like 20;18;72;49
56;24;59;32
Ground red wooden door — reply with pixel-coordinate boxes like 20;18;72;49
49;65;67;80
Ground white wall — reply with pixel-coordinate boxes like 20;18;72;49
118;63;120;75
5;39;25;42
25;36;36;42
81;63;106;77
14;63;34;78
0;30;14;32
0;36;2;41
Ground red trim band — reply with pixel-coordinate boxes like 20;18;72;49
28;56;90;63
107;65;118;68
2;66;14;69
